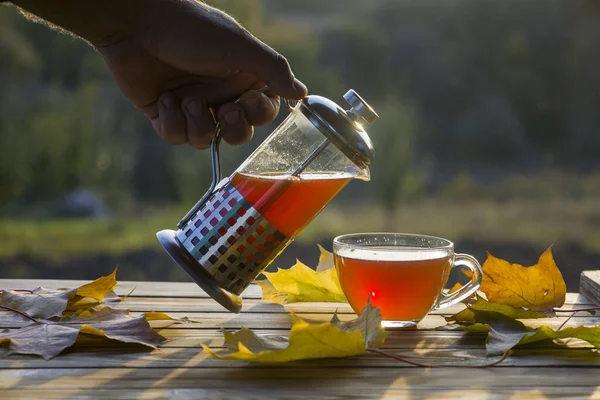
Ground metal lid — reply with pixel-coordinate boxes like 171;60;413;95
298;89;378;168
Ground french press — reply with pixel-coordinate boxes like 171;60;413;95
157;89;378;313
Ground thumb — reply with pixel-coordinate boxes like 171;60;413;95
240;40;308;100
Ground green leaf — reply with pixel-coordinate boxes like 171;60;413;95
202;301;385;362
461;309;600;355
446;297;548;323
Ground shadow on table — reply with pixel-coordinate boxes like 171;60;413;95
4;344;600;399
4;303;600;399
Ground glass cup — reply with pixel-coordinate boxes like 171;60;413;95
333;233;483;328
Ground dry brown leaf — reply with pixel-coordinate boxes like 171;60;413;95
0;306;173;359
480;248;566;310
0;288;77;319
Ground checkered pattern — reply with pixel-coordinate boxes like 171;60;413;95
176;178;289;295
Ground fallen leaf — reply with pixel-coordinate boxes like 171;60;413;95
74;267;118;302
78;316;166;348
330;298;388;348
0;288;77;319
203;301;384;362
447;268;473;294
254;280;290;304
446;296;548;323
480;248;566;311
316;244;334;272
487;324;600;356
0;323;80;360
0;306;174;359
257;259;347;304
448;281;463;294
221;326;289;353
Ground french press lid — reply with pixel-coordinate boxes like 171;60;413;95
296;89;378;169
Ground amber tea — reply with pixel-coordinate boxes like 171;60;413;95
333;233;482;328
335;249;452;321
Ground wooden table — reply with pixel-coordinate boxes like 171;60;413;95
1;279;600;399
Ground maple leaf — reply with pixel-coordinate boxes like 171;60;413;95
66;267;118;309
202;301;384;362
0;323;80;360
0;306;175;360
330;298;388;348
0;269;120;319
256;258;347;304
446;296;548;323
75;267;118;301
480;248;566;311
0;288;77;319
315;244;334;272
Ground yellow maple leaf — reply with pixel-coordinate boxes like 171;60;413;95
480;248;566;311
74;267;118;302
316;244;334;272
202;301;386;362
256;259;347;304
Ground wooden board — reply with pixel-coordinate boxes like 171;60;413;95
581;270;600;306
1;279;600;400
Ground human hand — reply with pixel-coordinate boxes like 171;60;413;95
16;0;308;149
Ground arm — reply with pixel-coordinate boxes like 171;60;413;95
9;0;308;148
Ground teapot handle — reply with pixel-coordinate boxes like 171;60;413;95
176;88;297;228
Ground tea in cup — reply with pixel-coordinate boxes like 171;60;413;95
333;233;482;328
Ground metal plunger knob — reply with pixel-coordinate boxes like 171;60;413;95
343;89;379;125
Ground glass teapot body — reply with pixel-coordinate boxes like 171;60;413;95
157;90;377;313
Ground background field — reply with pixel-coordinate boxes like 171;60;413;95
2;0;600;292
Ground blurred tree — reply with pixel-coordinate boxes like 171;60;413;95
368;96;419;228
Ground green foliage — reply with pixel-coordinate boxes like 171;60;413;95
2;0;600;216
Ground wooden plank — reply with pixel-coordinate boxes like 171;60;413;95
1;310;599;331
0;279;262;299
1;311;599;331
157;329;594;350
581;270;600;306
2;367;600;392
0;280;592;305
2;388;597;400
1;346;599;369
106;297;597;314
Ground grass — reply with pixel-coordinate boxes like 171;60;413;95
301;197;600;252
0;208;184;260
3;194;600;260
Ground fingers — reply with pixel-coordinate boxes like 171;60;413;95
216;89;280;145
150;88;280;149
157;93;187;145
182;98;216;150
217;102;253;146
238;90;280;127
152;92;217;150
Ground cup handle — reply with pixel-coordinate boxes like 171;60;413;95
435;254;483;309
